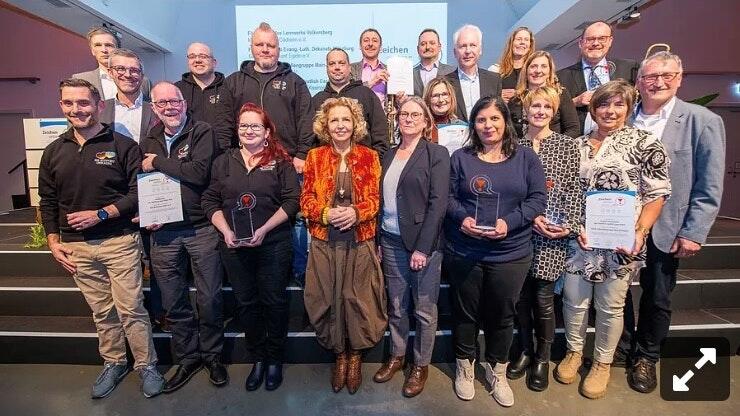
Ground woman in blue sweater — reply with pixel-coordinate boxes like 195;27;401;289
445;96;546;407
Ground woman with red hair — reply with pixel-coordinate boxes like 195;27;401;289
201;102;300;391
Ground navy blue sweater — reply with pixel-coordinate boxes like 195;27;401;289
445;146;547;262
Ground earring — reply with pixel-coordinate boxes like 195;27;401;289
263;140;269;147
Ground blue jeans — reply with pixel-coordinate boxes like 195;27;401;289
292;174;309;285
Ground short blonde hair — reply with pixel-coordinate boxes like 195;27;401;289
589;79;637;119
313;97;368;144
521;85;561;116
398;96;434;139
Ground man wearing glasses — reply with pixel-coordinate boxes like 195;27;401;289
556;21;638;135
73;26;151;101
139;82;227;393
175;42;227;130
100;49;155;143
619;51;726;393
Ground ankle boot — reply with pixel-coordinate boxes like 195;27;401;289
507;351;531;380
527;359;549;391
402;365;428;398
581;360;611;399
346;350;363;394
373;355;405;383
484;362;514;407
331;352;348;393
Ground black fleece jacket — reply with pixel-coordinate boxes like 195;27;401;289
310;80;389;157
38;124;141;242
139;117;217;230
174;71;227;128
214;61;313;157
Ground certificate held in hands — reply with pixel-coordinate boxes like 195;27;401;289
585;190;636;250
137;172;183;228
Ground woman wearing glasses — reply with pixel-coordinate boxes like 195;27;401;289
446;96;546;407
555;80;670;399
508;51;580;139
422;77;465;143
301;97;386;394
373;97;449;397
201;103;300;391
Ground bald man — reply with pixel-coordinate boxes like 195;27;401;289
140;82;227;393
556;21;638;135
174;42;227;129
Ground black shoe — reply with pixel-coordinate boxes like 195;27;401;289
206;359;229;386
612;347;630;368
265;363;283;391
163;361;203;393
628;357;657;393
245;362;265;391
507;352;531;380
527;359;549;392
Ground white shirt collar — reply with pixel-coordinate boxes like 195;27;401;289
459;68;479;81
114;92;144;109
637;96;677;120
581;57;608;70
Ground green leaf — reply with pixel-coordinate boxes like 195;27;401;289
689;93;719;107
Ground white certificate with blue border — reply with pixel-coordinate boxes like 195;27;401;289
137;172;183;227
437;123;468;155
585;190;636;250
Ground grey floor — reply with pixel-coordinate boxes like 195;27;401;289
0;359;737;416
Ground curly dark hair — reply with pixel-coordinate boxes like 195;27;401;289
464;96;518;158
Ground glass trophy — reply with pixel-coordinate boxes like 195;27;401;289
231;192;256;242
474;192;500;230
545;181;568;228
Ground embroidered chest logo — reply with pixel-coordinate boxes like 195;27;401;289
94;151;116;166
272;80;287;91
177;144;190;159
209;94;220;104
259;160;276;171
470;175;494;195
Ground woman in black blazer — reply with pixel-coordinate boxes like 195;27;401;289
372;96;450;397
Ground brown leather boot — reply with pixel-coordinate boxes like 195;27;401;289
402;365;428;398
346;350;363;394
331;352;348;393
373;356;405;383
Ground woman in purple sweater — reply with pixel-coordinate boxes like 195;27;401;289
445;96;546;407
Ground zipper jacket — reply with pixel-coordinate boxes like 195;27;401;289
174;71;227;128
38;124;141;242
201;148;300;245
214;60;313;157
139;117;216;230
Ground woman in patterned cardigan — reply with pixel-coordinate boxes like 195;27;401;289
555;80;671;399
508;86;582;391
301;97;386;395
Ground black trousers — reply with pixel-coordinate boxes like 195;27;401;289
619;235;679;362
514;274;556;361
151;226;224;365
220;238;292;363
445;252;531;364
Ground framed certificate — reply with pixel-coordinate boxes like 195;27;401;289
585;190;636;250
137;172;183;227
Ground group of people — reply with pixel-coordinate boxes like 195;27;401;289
37;18;725;407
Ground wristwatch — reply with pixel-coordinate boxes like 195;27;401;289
97;208;109;221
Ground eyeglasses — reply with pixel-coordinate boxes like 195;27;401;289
398;112;423;121
583;36;611;44
152;99;184;108
640;72;680;84
187;53;212;60
110;65;142;77
430;92;450;100
238;123;265;132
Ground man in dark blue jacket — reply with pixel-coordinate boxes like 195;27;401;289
140;81;227;393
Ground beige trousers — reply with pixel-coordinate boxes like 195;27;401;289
66;233;157;369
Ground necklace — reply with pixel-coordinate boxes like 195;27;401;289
337;157;348;202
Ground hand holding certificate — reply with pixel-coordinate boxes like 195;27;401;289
137;172;183;228
584;191;636;250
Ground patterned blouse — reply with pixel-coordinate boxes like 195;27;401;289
519;133;582;281
566;126;671;282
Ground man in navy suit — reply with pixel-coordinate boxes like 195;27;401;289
556;21;638;135
621;51;726;393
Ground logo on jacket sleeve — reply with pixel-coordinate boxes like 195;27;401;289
272;80;287;91
94;151;116;166
177;144;190;159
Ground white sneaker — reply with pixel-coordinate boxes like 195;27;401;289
484;361;514;407
454;358;475;400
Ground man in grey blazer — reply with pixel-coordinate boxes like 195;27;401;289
350;28;387;105
73;26;151;101
620;51;726;393
99;49;156;143
412;28;454;97
444;24;502;122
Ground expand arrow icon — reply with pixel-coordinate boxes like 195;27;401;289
672;348;717;392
